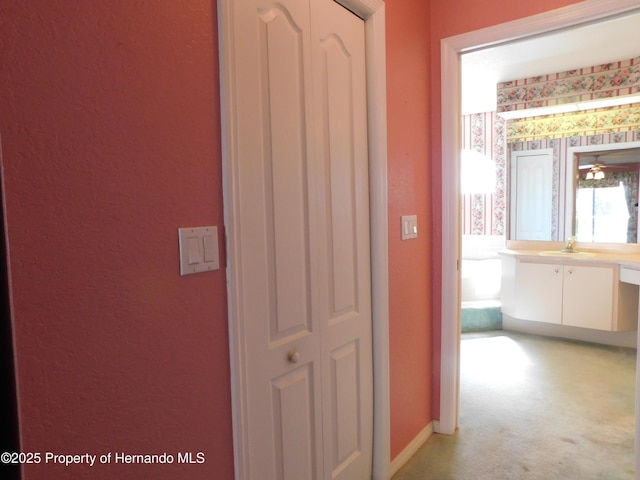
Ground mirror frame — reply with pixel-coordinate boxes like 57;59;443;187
564;140;640;242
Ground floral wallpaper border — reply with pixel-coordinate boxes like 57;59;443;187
507;103;640;142
497;57;640;113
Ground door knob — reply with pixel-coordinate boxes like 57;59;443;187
287;349;300;364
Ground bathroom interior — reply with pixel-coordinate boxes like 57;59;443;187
448;12;640;477
458;13;640;339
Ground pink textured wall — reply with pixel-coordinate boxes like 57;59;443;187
0;2;233;479
430;0;585;417
386;0;433;460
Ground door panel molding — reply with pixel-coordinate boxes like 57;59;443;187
218;0;389;478
330;340;361;473
272;365;317;480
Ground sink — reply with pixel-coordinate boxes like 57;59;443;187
539;250;597;257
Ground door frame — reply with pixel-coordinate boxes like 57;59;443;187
218;1;390;479
440;0;640;437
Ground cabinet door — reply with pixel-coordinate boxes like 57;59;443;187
516;262;563;324
562;265;614;330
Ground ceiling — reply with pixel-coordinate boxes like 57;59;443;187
579;147;640;166
461;10;640;115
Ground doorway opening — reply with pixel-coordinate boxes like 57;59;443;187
440;0;640;455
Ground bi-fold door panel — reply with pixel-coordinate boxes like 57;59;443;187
238;2;323;479
313;1;373;479
232;0;372;479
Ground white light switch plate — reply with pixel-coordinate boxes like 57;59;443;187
178;226;219;275
401;215;418;240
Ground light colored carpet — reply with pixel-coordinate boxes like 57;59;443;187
393;331;636;480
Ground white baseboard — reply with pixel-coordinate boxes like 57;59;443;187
389;422;434;477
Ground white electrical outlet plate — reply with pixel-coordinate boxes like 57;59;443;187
178;226;219;275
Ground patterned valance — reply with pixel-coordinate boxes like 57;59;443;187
507;104;640;142
497;57;640;114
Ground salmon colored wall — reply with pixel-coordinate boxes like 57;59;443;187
0;2;234;479
386;0;433;460
429;0;585;417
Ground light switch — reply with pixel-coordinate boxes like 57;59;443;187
179;226;219;275
187;236;202;264
401;215;418;240
203;234;219;267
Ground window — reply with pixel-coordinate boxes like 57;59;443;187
575;182;629;242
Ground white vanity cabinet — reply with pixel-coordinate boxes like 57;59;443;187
561;264;615;330
502;256;638;332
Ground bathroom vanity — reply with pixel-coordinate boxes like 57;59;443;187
500;242;640;346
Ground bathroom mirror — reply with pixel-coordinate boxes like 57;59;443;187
571;146;640;243
508;141;640;244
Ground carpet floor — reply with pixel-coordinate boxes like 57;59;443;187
392;330;636;480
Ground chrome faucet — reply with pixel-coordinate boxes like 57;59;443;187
562;236;577;253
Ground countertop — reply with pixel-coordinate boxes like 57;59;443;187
499;241;640;269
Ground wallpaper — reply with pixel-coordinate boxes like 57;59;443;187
497;56;640;113
507;103;640;142
464;120;640;239
464;58;640;237
461;112;506;235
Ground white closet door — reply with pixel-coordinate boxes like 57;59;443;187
227;0;373;478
